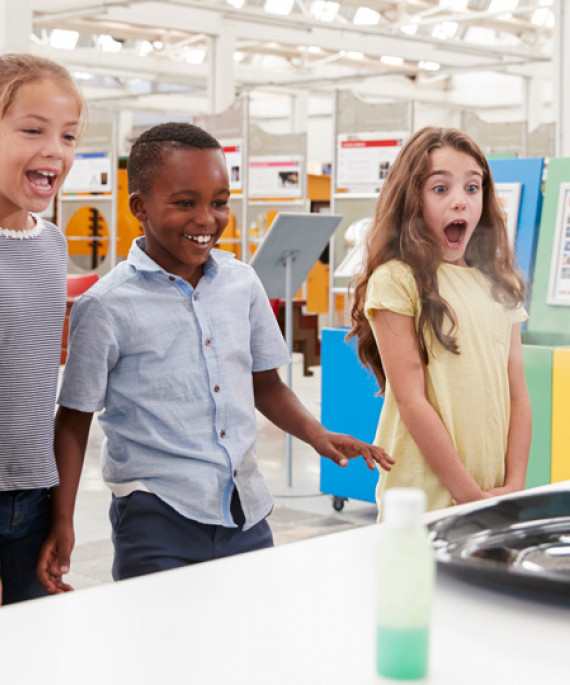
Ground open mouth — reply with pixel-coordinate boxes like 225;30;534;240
184;234;213;245
443;220;466;247
26;170;57;193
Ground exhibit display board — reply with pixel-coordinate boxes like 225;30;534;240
330;91;412;322
58;116;119;276
526;157;570;339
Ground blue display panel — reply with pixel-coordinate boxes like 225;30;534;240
488;157;544;308
320;328;383;503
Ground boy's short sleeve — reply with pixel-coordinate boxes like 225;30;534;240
248;270;289;372
364;260;419;324
58;294;119;412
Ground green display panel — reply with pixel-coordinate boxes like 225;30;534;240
521;343;552;489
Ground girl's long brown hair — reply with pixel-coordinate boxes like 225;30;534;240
348;126;525;394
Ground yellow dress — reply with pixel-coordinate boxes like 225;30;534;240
365;259;527;515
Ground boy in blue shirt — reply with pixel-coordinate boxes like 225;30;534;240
38;123;393;592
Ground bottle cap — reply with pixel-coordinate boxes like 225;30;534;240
383;488;427;528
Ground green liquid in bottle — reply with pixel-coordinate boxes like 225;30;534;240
376;625;429;680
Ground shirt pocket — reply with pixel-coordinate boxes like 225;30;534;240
493;302;510;347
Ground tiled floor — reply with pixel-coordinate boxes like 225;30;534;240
66;354;378;591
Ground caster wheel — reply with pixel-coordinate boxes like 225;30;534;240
332;496;346;512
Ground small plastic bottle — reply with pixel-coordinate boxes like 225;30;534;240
375;488;435;680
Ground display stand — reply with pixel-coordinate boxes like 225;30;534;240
250;212;342;487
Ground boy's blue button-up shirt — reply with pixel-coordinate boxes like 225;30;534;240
58;238;289;529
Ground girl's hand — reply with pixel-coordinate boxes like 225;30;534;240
306;426;395;471
486;484;523;498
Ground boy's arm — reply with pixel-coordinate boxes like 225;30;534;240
488;324;531;497
372;309;490;504
252;369;394;471
37;406;93;594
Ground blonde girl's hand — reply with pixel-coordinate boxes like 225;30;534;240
486;484;523;498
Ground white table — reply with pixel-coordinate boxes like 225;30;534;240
1;483;569;684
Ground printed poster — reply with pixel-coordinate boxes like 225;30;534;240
62;152;112;194
249;156;303;198
222;141;242;192
336;132;407;193
548;183;570;306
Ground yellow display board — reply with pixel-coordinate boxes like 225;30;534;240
551;348;570;482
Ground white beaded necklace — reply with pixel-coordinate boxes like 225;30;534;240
0;215;43;240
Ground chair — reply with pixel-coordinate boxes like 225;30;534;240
66;273;99;298
61;273;99;364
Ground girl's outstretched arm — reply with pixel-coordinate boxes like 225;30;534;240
488;324;531;496
373;309;489;504
252;368;394;472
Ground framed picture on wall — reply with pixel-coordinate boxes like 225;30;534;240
495;182;522;251
547;182;570;306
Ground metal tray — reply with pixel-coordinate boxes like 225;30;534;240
428;489;570;598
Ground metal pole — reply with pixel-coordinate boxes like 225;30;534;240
285;253;293;487
241;95;250;262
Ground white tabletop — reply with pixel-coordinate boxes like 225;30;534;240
1;483;569;685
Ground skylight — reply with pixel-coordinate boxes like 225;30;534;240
97;34;122;52
353;7;380;25
419;60;441;71
439;0;468;9
310;1;340;22
432;21;459;40
532;8;554;28
50;29;79;50
488;0;519;15
265;0;294;15
184;49;206;65
401;22;419;36
381;55;404;67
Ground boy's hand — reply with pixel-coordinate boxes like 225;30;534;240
37;523;75;594
307;427;394;471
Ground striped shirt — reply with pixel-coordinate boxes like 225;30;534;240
0;218;67;490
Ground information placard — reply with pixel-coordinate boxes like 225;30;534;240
495;182;522;250
62;152;112;194
547;183;570;306
249;156;303;198
336;132;407;193
222;141;243;192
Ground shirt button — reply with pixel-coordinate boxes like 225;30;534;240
205;338;211;346
233;470;238;478
193;294;198;301
169;276;175;281
220;429;226;438
214;385;220;392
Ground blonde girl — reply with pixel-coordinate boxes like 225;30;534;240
349;126;531;515
0;53;85;603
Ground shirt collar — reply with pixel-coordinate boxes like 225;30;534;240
128;236;234;278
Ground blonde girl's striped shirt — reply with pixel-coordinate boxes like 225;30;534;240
0;218;67;490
